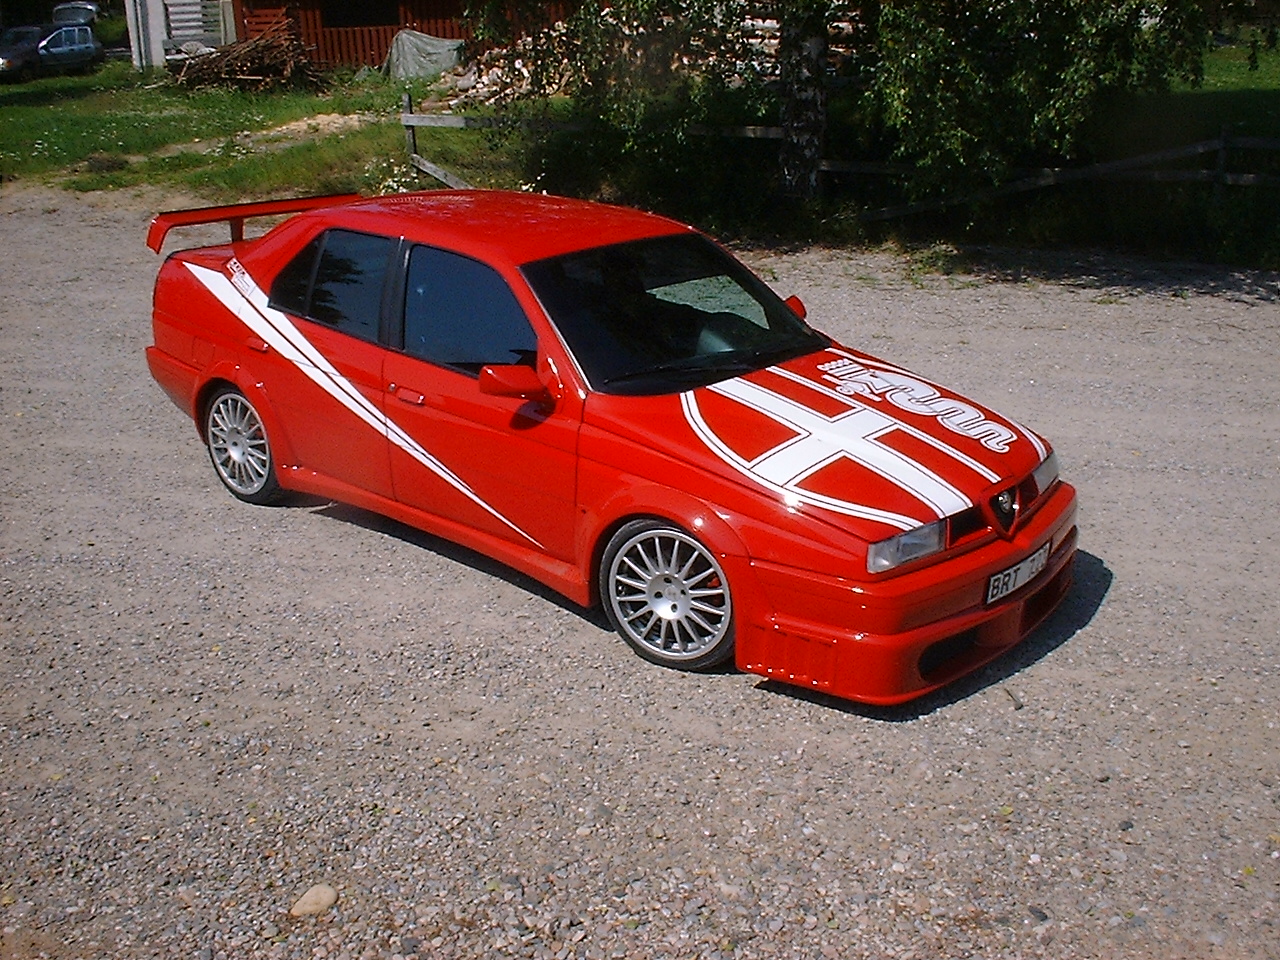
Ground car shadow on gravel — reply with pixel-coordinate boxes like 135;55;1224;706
307;501;614;629
756;550;1113;721
958;247;1280;302
302;501;1110;713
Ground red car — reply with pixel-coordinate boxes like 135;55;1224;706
146;191;1077;705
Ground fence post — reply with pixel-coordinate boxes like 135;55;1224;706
402;93;417;159
1214;124;1229;204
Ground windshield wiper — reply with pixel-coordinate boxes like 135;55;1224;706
602;352;765;387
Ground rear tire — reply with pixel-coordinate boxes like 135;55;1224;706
204;387;285;505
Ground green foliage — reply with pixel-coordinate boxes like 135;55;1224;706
864;40;1280;268
467;2;1215;210
477;0;780;219
873;1;1208;197
514;0;766;136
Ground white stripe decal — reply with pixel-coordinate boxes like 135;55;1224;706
708;377;972;518
1002;413;1048;460
767;364;1002;483
680;391;921;531
187;262;542;547
822;347;1025;455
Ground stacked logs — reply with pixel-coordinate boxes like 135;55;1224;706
171;20;324;91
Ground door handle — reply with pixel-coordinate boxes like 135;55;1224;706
245;336;269;353
392;385;425;406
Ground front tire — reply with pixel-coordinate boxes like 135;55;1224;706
204;388;284;505
600;519;734;670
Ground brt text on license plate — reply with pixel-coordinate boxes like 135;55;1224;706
986;543;1050;604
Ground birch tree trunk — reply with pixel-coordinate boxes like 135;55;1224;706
778;2;830;200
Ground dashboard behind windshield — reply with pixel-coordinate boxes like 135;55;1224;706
521;233;827;395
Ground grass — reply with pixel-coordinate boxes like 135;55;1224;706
1092;41;1280;156
0;60;524;198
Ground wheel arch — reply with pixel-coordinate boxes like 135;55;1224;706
582;484;751;609
193;373;299;474
194;376;238;442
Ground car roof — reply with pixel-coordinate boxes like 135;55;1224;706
1;24;53;40
312;191;695;266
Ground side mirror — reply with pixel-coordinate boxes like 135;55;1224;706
784;295;807;320
478;363;550;402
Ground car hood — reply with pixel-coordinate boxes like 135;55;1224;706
583;345;1050;540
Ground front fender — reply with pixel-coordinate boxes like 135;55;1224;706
578;474;751;606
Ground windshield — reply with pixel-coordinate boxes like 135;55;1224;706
522;233;828;395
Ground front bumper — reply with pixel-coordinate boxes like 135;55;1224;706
735;482;1078;705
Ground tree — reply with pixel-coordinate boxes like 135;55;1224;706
871;1;1208;196
777;2;831;200
464;1;1209;205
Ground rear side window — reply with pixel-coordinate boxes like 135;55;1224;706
268;229;395;343
402;245;537;375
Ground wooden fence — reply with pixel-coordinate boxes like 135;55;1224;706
242;8;468;69
400;96;1280;219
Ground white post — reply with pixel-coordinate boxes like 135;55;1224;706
124;0;168;69
219;0;238;44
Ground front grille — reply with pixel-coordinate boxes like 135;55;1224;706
990;486;1019;531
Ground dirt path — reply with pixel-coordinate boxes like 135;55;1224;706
1;183;1278;959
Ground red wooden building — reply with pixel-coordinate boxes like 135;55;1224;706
230;1;569;69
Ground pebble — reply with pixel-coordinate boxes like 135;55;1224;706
290;884;339;917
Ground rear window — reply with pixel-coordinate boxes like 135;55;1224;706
268;229;396;343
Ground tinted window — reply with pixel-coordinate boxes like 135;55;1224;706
403;245;536;374
310;231;395;339
269;235;321;317
269;230;394;342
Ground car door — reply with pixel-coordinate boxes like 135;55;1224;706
38;28;72;70
68;26;93;68
262;228;396;499
381;244;579;561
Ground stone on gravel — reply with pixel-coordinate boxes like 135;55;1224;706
289;883;338;916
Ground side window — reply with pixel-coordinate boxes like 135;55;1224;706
268;229;395;343
403;245;537;374
45;30;66;50
269;234;321;317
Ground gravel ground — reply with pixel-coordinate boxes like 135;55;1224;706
1;183;1278;960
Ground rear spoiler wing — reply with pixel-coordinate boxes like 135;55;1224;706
146;194;362;253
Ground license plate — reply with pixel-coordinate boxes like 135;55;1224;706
986;543;1050;604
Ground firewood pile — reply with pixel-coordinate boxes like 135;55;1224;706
171;20;324;91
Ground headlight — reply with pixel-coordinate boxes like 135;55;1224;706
867;519;946;573
1032;451;1059;497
